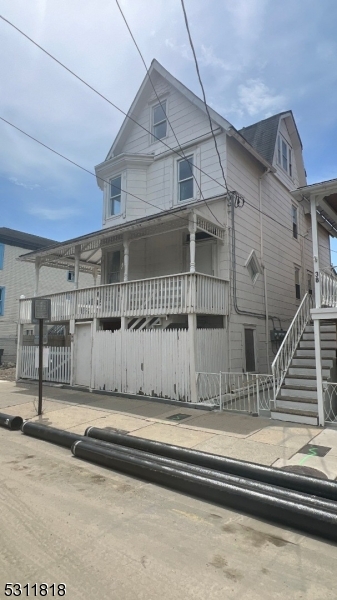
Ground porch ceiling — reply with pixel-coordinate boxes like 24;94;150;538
18;202;226;272
292;178;337;237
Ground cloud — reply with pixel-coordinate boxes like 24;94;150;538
237;79;286;118
9;176;40;190
164;38;192;61
27;206;81;221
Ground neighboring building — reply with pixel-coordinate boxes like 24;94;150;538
16;60;333;425
0;228;95;364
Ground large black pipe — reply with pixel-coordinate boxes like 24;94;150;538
0;412;23;431
21;421;84;448
72;441;337;542
85;427;337;501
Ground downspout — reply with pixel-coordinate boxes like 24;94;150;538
259;169;271;372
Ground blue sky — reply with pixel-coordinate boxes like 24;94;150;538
1;0;337;258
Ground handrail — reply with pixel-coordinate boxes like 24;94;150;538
272;292;312;399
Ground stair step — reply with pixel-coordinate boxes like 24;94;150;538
292;358;333;368
271;409;318;426
300;340;336;349
305;325;336;333
296;349;336;358
276;399;318;412
302;332;336;341
280;386;317;399
284;376;329;386
288;367;330;377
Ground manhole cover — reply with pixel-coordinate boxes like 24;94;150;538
297;443;331;457
166;413;191;421
279;465;328;479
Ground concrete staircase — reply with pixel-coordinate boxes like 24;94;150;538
271;323;337;425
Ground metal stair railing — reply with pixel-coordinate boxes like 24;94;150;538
272;292;312;400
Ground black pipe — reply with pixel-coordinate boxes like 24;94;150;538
21;421;84;448
85;428;337;501
72;441;337;542
0;412;23;431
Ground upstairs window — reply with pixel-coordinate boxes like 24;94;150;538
295;267;301;300
110;175;122;216
277;134;293;178
0;243;4;269
153;101;167;140
178;155;194;202
0;287;5;316
292;205;298;239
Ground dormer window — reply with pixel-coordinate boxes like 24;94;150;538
277;134;292;177
153;101;167;140
110;175;122;216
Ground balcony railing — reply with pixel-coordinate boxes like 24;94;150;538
320;271;337;308
19;273;229;323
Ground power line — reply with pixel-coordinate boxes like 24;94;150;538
180;0;229;196
0;14;230;206
114;1;223;227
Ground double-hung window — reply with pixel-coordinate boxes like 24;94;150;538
0;287;5;316
277;134;293;178
153;101;167;140
292;205;298;239
178;155;194;202
110;175;122;216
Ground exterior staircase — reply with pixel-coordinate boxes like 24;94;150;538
271;322;337;425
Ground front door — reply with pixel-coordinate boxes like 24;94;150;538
107;250;121;283
74;323;92;387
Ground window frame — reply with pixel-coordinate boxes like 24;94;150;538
152;100;167;141
67;270;75;283
0;287;5;316
245;250;261;284
177;154;194;203
109;174;122;217
292;205;298;239
277;133;293;178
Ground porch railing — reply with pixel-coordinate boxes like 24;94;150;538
320;270;337;307
196;371;273;413
271;292;312;399
19;272;228;323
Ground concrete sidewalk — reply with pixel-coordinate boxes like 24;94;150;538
1;379;337;480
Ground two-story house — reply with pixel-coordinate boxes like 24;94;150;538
16;60;332;423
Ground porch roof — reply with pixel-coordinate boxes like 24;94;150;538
291;177;337;238
18;200;226;273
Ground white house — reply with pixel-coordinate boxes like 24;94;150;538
16;60;333;424
0;227;94;365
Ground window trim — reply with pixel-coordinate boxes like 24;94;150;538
152;99;167;142
245;250;261;284
0;286;5;316
177;154;194;203
277;133;293;178
109;174;122;217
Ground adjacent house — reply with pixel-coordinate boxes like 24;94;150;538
0;227;94;365
16;60;334;425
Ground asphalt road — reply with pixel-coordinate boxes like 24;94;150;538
0;428;336;600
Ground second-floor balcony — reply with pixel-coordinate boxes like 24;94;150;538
19;272;229;324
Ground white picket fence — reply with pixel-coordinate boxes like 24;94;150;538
91;329;191;401
20;346;71;383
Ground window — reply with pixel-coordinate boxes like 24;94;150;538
244;328;256;372
107;250;121;284
277;134;293;177
245;250;261;283
295;267;301;300
67;270;75;282
292;205;298;239
153;101;167;140
0;287;5;316
307;272;313;295
110;175;122;216
178;155;194;201
0;243;4;269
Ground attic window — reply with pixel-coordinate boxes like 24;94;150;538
277;134;293;178
153;101;167;140
245;250;261;283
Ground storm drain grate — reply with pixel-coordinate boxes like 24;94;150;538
166;413;191;421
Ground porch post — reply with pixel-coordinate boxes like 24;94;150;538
311;195;324;426
189;215;197;273
15;323;24;381
93;266;98;286
188;313;197;403
34;258;41;297
123;238;129;282
74;245;81;290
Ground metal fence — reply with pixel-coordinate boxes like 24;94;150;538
196;371;273;414
323;382;337;424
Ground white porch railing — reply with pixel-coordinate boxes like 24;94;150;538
272;292;312;399
196;371;273;413
19;273;228;323
320;271;337;307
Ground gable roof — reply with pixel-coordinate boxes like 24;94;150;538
0;228;57;251
239;112;289;164
107;59;232;160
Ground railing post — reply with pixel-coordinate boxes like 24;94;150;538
219;371;222;411
313;318;325;426
256;374;260;416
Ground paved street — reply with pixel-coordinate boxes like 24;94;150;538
1;380;337;599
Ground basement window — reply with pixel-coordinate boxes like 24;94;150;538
245;250;261;284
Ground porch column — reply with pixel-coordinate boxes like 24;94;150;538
123;238;129;282
189;215;197;273
74;245;81;290
311;195;324;426
188;313;197;403
92;267;98;286
34;258;41;297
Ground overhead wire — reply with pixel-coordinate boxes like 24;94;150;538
114;0;223;227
